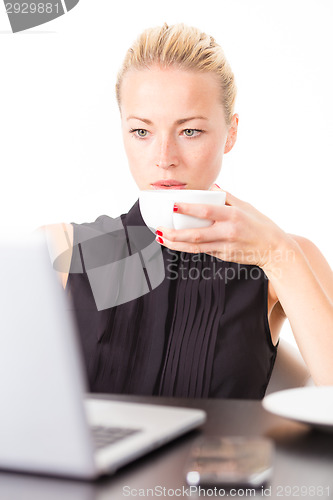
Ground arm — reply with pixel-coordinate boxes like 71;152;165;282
155;193;333;385
41;223;73;289
265;234;333;385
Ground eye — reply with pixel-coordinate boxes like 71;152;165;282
182;129;203;137
129;128;149;138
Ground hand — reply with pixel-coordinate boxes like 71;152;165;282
156;188;288;272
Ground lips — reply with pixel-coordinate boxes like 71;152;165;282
151;180;187;190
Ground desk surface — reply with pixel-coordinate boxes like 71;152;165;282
1;394;332;499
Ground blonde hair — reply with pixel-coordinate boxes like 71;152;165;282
115;23;237;125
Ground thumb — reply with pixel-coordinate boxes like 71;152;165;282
209;183;224;192
209;184;245;208
224;191;247;207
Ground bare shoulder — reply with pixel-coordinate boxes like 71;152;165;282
40;223;73;289
41;222;73;246
268;233;333;321
289;234;332;268
268;234;333;315
289;234;333;298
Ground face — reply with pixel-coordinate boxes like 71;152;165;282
120;65;238;190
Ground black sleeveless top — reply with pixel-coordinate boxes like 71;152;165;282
65;200;277;399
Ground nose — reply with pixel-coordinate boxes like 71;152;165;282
155;135;179;169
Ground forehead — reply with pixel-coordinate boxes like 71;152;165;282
120;66;223;119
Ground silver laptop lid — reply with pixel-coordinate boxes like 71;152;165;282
0;233;97;478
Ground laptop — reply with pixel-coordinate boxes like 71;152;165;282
0;233;206;479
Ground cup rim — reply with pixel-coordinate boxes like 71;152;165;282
139;189;225;195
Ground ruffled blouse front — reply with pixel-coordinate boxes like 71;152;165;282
66;200;277;399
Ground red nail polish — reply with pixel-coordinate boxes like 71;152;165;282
156;236;164;244
156;230;163;237
173;204;179;212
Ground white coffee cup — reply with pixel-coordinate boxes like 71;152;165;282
139;189;226;232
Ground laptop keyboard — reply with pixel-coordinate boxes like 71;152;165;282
91;425;141;450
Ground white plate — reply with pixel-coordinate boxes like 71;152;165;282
262;386;333;432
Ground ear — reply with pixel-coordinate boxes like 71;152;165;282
224;114;239;154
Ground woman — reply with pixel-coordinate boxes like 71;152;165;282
47;23;333;398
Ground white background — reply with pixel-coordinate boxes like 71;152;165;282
1;0;332;347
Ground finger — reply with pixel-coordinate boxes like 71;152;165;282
156;223;224;244
155;234;221;256
172;201;230;221
209;183;224;192
224;191;248;208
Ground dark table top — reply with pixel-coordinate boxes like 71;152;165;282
1;394;332;499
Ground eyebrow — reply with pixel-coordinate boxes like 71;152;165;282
126;116;208;125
